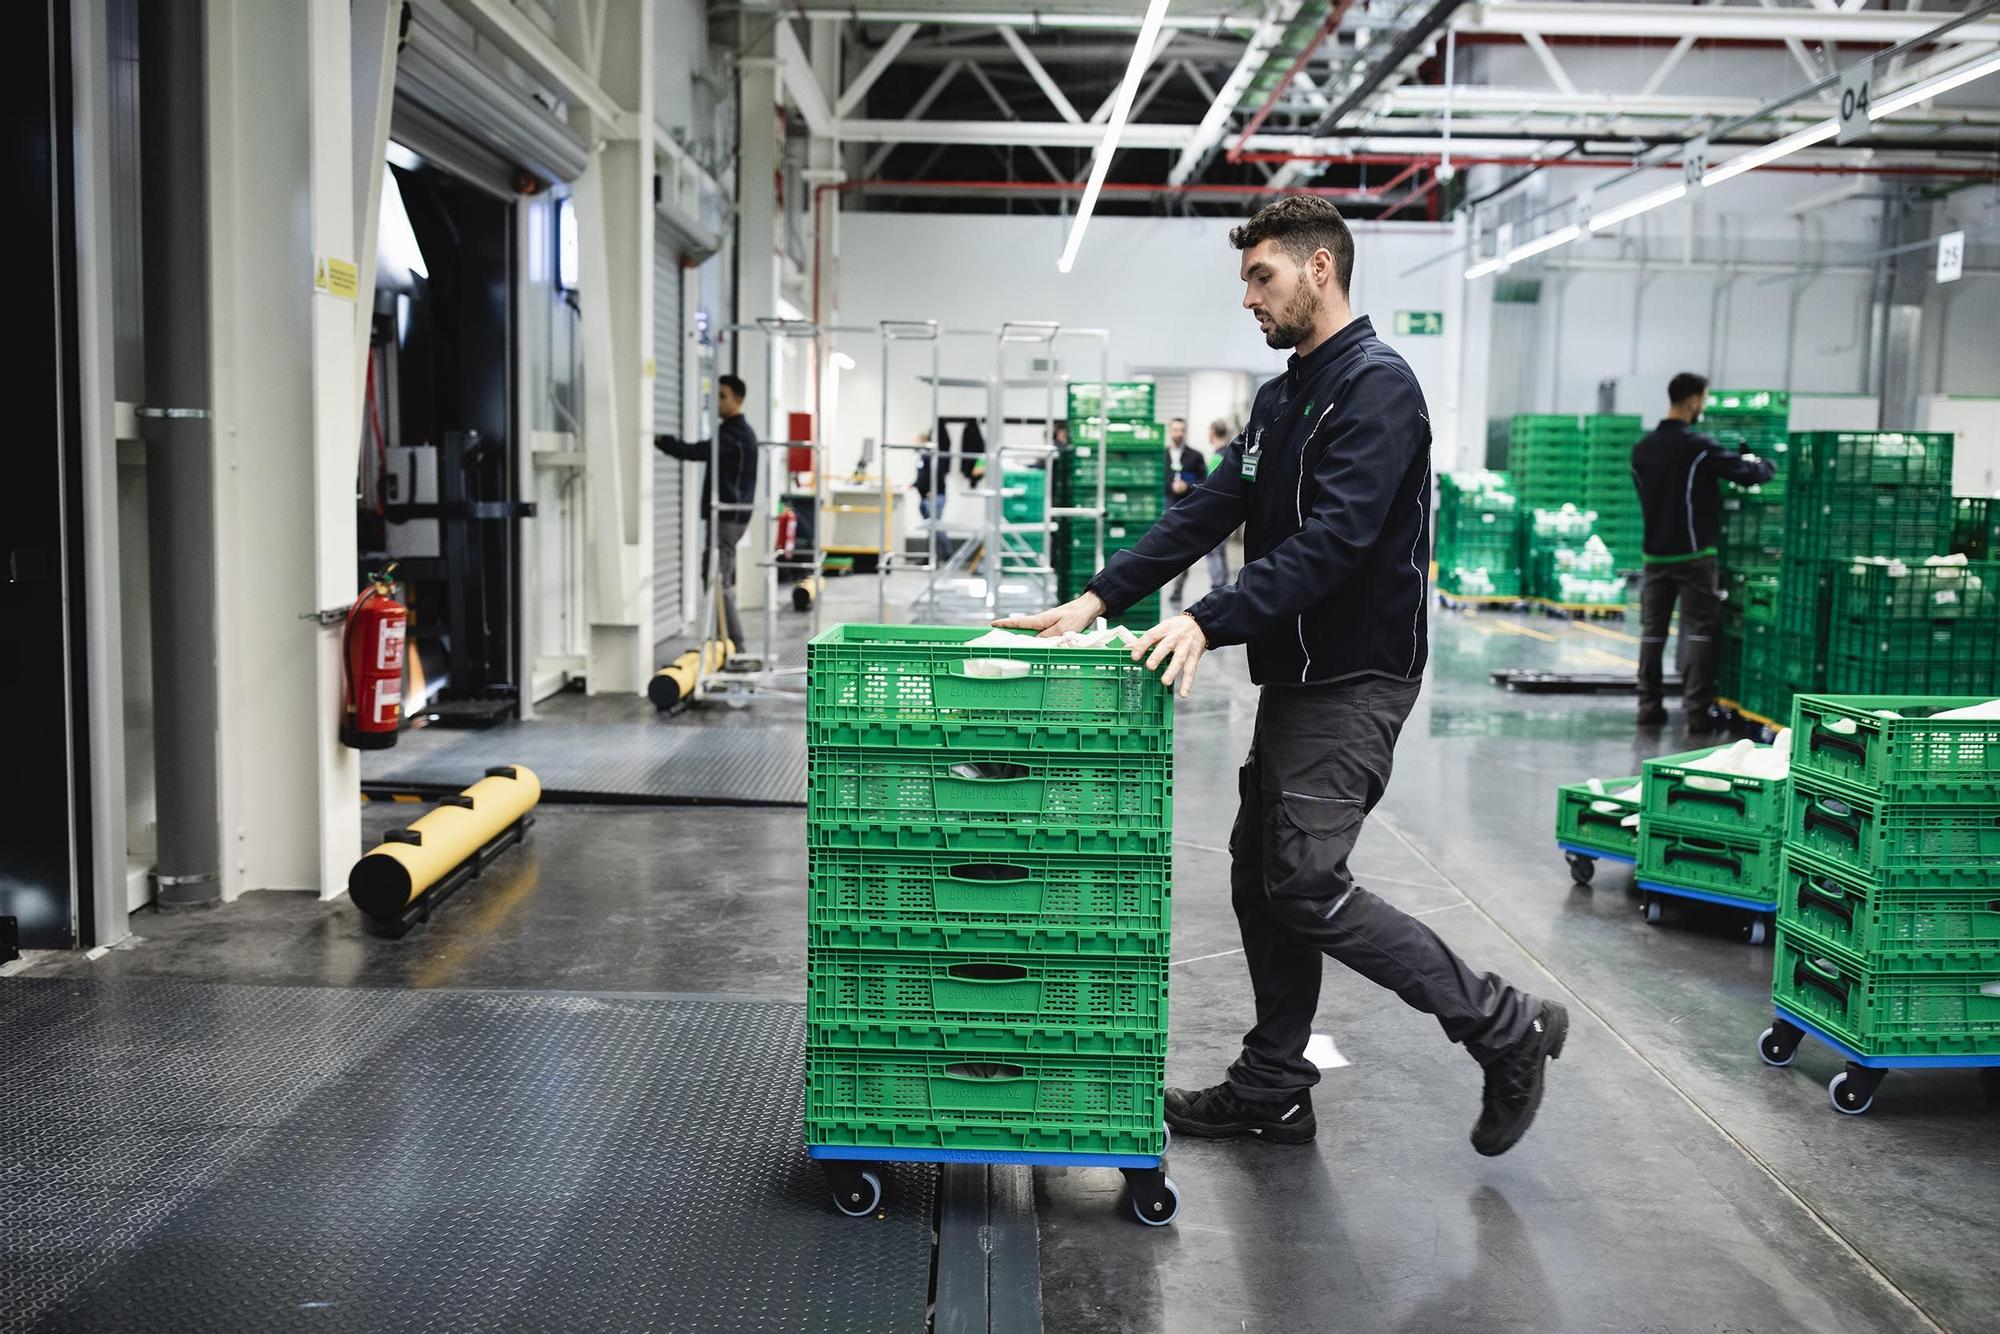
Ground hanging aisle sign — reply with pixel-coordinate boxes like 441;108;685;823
1837;60;1874;145
1937;231;1965;284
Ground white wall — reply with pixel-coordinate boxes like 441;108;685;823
828;212;1472;485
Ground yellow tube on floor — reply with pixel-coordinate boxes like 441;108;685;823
791;576;821;612
647;638;734;710
348;765;541;919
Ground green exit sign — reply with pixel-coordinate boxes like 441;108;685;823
1395;310;1444;336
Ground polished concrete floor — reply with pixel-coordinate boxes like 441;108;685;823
22;570;1999;1333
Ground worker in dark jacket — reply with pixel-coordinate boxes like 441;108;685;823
998;197;1565;1160
1630;372;1777;733
654;373;758;648
1165;417;1231;607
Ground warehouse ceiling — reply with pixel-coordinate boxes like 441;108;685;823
749;0;2000;217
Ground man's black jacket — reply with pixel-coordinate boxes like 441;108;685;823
1166;442;1209;499
1088;315;1432;686
655;415;759;522
1629;419;1777;561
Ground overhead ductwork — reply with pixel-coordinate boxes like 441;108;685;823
393;0;589;189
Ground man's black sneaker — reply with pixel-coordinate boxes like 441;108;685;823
1471;1000;1569;1157
1636;706;1668;727
1686;713;1718;737
1164;1083;1316;1144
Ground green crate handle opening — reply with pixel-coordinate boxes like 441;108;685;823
1792;955;1850;1006
944;962;1030;984
941;1062;1027;1082
1578;809;1628;831
1805;798;1861;847
946;762;1032;781
1796;875;1855;928
1664;841;1741;874
1666;784;1747;815
1808;725;1867;760
946;862;1032;883
947;661;1039;682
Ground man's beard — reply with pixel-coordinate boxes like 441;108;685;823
1259;284;1320;349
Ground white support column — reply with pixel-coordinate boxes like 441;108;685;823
349;0;400;409
574;0;655;693
738;44;782;620
307;0;361;898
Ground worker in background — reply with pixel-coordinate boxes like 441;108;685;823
654;373;757;648
1630;372;1777;734
910;427;954;562
1166;416;1232;608
998;196;1565;1160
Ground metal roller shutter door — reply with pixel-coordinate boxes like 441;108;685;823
652;239;685;656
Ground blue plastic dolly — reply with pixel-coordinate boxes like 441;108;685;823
1758;1008;2000;1115
812;1131;1179;1226
1557;841;1633;889
1634;877;1775;945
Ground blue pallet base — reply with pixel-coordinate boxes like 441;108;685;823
1773;1006;2000;1071
810;1144;1161;1169
1558;841;1635;865
1637;878;1774;915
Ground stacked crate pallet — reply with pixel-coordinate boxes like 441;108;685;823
1527;505;1623;609
803;624;1181;1223
1633;745;1789;939
1711;391;1792;718
1760;695;2000;1113
1434;471;1523;600
1580;414;1645;566
1773;432;1957;712
1057;382;1164;626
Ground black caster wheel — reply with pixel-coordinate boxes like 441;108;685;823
1829;1065;1885;1116
1745;917;1769;947
1567;853;1596;888
1122;1166;1181;1227
1643;898;1664;925
822;1161;883;1217
1758;1019;1803;1068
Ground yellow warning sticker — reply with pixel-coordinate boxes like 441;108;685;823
325;257;359;301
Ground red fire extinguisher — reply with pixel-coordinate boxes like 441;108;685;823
775;505;798;556
341;569;408;751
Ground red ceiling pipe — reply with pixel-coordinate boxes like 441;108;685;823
1224;0;1356;165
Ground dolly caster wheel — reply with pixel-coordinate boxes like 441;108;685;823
1122;1167;1180;1227
1758;1020;1803;1068
1746;917;1769;947
1567;853;1596;887
1643;898;1663;925
823;1162;883;1217
1829;1066;1884;1116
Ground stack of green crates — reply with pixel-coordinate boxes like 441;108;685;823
1056;381;1165;625
1003;469;1047;556
1435;471;1523;599
1527;505;1622;606
803;624;1173;1166
1710;390;1793;720
1635;743;1789;924
1508;415;1587;514
1772;695;2000;1098
1581;415;1644;566
1704;389;1791;458
1776;432;1955;703
1824;560;2000;695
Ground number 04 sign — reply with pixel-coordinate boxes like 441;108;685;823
1836;60;1874;145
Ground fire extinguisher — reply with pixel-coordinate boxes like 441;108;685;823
341;568;408;751
775;505;798;556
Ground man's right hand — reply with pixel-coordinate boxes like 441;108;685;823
1171;478;1190;495
994;591;1106;638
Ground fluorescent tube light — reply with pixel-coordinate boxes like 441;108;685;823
1464;255;1506;281
1587;181;1688;232
1059;0;1171;273
1870;48;2000;120
1700;117;1838;187
1504;223;1581;265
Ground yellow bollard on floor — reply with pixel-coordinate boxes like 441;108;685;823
647;638;734;710
348;765;541;922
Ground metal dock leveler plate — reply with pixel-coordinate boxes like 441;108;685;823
805;624;1180;1227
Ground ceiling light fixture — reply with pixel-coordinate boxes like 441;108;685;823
1504;223;1582;265
1586;181;1689;233
1059;0;1171;273
1870;48;2000;119
1701;117;1838;187
1463;255;1506;281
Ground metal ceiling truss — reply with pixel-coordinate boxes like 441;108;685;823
766;1;2000;211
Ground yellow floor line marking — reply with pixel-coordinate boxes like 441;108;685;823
1580;646;1639;669
1484;619;1556;642
1570;619;1640;645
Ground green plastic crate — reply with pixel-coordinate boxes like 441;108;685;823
1636;816;1780;904
1640;746;1788;835
806;1048;1164;1157
806;623;1171;750
811;920;1167;957
1772;929;2000;1057
1789;776;2000;887
1788;431;1954;489
1790;694;2000;802
1069;418;1164;448
1951;497;1997;560
807;950;1167;1054
1555;777;1641;858
809;818;1171;858
1066;381;1156;423
808;847;1170;933
810;748;1171;839
1777;846;2000;970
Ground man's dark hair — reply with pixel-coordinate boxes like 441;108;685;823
718;373;747;399
1169;417;1186;427
1667;372;1708;405
1229;197;1355;295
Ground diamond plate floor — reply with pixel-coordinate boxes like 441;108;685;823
1;979;933;1333
363;720;806;805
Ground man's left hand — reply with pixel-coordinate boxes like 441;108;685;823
1133;614;1209;700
